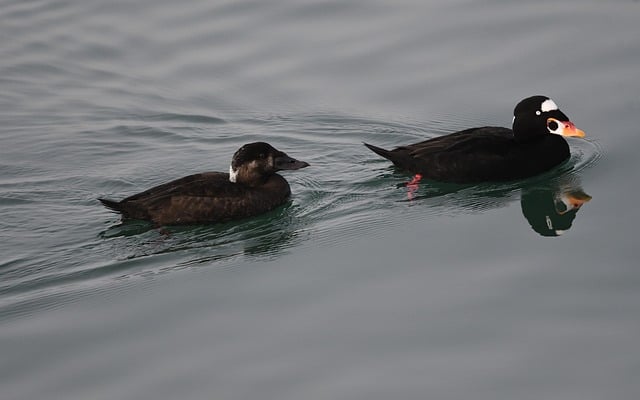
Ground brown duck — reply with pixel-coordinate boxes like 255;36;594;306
99;142;309;225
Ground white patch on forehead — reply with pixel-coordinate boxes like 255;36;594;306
540;98;558;112
229;165;238;183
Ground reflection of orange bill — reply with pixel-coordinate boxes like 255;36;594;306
556;191;592;214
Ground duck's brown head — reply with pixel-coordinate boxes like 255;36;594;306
229;142;309;186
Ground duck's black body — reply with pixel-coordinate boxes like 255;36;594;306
364;96;585;183
365;126;570;183
99;142;309;225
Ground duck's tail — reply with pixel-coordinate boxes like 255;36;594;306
98;198;123;213
363;142;395;161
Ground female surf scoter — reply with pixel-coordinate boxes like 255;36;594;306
99;142;309;225
364;96;586;183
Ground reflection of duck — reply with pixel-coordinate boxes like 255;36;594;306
99;142;309;225
364;96;585;183
399;173;592;237
99;203;303;264
521;184;591;237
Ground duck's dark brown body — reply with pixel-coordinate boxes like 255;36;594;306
100;172;292;225
99;142;309;226
365;126;570;183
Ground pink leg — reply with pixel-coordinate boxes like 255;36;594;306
406;174;422;200
407;174;423;186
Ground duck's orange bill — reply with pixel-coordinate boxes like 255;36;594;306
561;121;586;138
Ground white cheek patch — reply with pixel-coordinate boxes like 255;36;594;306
229;165;238;183
540;98;558;112
560;194;574;210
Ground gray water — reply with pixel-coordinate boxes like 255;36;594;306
2;0;640;399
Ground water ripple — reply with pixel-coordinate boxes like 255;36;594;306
0;109;604;319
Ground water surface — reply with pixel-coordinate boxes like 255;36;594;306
2;0;640;399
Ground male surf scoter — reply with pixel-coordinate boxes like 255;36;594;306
364;96;586;183
99;142;309;225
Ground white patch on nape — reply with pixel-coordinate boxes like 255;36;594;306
540;98;559;112
229;165;238;183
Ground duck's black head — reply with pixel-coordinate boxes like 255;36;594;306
512;95;585;142
229;142;309;185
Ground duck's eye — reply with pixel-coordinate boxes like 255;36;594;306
258;153;266;159
547;119;559;132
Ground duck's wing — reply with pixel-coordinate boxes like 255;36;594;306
106;173;291;224
146;190;269;225
409;128;522;182
102;172;240;220
408;127;514;159
402;127;510;155
122;172;231;202
365;127;513;175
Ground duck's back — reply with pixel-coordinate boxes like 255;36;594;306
374;127;570;183
103;172;292;225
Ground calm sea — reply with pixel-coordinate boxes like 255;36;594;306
1;0;639;399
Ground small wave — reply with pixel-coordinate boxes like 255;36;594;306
93;112;602;250
569;138;603;173
141;113;226;124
